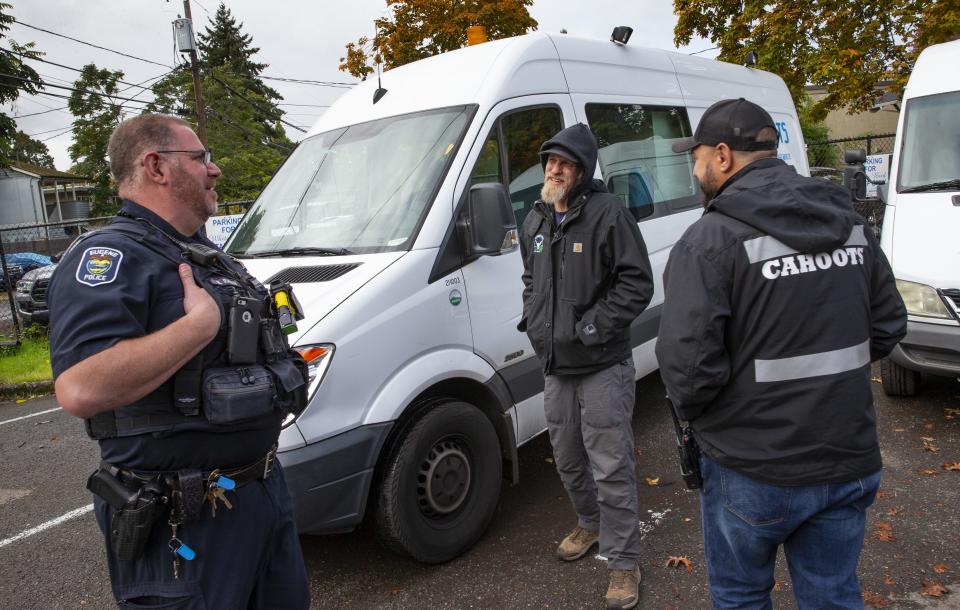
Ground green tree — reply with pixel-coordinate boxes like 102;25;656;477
673;0;960;120
148;3;292;202
197;3;281;109
68;64;123;216
0;1;43;167
12;130;54;167
340;0;538;79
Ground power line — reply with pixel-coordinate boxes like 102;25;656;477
207;72;305;133
13;105;69;118
11;20;172;68
278;102;331;108
688;46;719;56
0;72;157;105
260;75;355;88
39;126;75;142
2;48;172;96
11;19;356;90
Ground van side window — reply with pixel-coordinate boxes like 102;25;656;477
468;106;563;228
585;104;700;221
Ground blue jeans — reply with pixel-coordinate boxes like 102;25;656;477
699;455;881;610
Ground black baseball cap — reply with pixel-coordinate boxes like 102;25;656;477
539;144;580;165
672;98;778;153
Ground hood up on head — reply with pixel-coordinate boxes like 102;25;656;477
539;123;606;203
710;159;859;253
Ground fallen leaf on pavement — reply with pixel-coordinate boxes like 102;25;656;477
875;521;895;542
945;408;960;416
876;489;888;498
942;463;960;472
886;508;900;517
863;591;887;608
924;422;934;430
645;477;661;487
919;469;940;476
934;562;948;574
15;399;26;404
893;428;906;432
883;575;895;586
921;438;940;453
664;556;693;573
920;579;947;597
773;581;783;592
871;376;881;383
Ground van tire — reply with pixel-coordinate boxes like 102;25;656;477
375;400;502;563
880;358;920;396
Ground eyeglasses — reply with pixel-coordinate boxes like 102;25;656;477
156;149;212;165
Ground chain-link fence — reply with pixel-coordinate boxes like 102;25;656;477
807;133;896;234
1;201;253;346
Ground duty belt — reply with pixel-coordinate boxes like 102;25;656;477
115;444;278;491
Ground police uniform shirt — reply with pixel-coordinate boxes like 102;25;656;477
48;200;280;472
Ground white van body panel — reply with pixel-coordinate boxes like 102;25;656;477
293;250;472;443
886;192;960;288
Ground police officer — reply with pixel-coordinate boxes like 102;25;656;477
48;114;310;608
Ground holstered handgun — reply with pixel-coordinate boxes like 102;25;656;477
87;465;167;561
666;396;703;490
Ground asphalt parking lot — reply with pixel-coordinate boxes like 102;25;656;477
1;368;958;609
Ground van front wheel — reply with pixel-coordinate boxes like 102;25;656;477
880;357;920;396
375;400;502;563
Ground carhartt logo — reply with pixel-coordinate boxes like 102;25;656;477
534;234;545;254
573;242;583;253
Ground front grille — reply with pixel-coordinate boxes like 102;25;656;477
31;278;50;305
265;263;361;285
942;289;960;313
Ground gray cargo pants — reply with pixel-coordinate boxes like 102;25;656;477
544;359;641;570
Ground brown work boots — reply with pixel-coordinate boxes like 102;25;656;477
556;525;599;561
605;565;642;609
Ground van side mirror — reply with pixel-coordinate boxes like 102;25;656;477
842;148;867;201
462;183;518;257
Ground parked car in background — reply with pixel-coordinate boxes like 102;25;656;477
1;252;52;292
15;261;57;326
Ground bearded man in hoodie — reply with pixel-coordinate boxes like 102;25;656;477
518;123;654;609
657;98;906;610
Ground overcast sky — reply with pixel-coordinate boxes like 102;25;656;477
4;0;715;170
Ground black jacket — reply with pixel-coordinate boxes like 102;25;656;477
657;158;907;485
519;124;654;375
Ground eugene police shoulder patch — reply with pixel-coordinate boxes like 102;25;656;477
76;246;123;287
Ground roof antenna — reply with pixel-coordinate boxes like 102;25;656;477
372;22;388;104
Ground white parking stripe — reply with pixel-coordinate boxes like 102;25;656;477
0;504;93;549
0;407;62;427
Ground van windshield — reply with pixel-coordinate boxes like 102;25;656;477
227;106;473;255
898;91;960;193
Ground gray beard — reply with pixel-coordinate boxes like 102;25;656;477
540;180;569;206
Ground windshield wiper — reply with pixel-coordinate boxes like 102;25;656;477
900;179;960;193
242;247;354;258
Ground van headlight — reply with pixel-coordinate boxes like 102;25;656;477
896;280;952;319
281;344;335;427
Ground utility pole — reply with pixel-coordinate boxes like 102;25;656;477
181;0;208;146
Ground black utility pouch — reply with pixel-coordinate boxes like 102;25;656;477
202;365;275;424
266;352;309;416
110;489;166;561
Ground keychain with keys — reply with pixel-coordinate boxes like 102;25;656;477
167;521;196;579
206;472;236;518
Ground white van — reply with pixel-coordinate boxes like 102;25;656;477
224;31;808;562
878;39;960;396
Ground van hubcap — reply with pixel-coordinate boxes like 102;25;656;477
418;439;471;517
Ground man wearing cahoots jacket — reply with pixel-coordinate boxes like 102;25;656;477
657;98;906;610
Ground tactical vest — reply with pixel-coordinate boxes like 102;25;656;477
76;215;308;439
